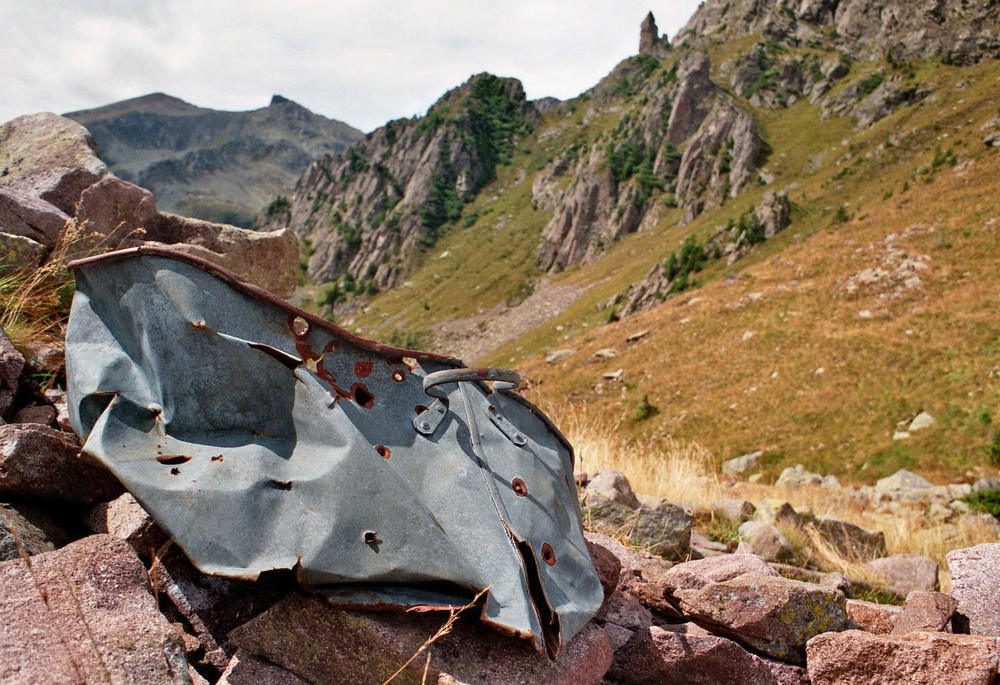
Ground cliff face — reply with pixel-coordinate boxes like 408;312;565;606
264;74;537;289
65;94;362;227
677;0;1000;65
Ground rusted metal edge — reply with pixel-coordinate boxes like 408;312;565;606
66;245;460;363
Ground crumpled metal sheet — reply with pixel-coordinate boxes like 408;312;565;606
64;246;603;656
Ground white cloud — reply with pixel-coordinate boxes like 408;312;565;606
1;1;702;131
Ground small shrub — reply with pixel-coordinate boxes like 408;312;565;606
633;394;659;422
858;72;884;96
833;205;851;223
988;430;1000;466
265;195;291;217
961;489;1000;517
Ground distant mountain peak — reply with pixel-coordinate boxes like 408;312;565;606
270;94;293;106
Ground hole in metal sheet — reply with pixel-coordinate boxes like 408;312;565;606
211;455;224;462
290;316;310;338
352;383;374;408
541;543;557;566
415;405;429;414
248;342;302;369
363;531;380;545
391;370;406;383
156;455;191;465
269;480;293;490
402;356;419;370
512;478;528;497
170;467;180;475
355;361;373;378
376;445;391;459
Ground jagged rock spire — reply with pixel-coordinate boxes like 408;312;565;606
640;11;659;54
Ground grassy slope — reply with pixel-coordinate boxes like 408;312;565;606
333;46;1000;484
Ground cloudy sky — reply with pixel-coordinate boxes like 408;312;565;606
2;1;702;132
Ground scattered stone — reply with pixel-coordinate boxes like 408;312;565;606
847;599;903;635
583;469;640;508
593;348;618;358
865;554;940;595
723;450;762;478
595;590;653;631
585;497;693;561
0;501;69;560
0;423;121;502
892;591;959;635
908;412;936;432
947;543;1000;635
0;112;107;181
602;368;624;381
229;593;613;685
675;574;848;664
150;543;289;671
738;521;794;563
806;629;998;685
0;184;71;248
545;349;574;364
658;552;779;594
0;534;189;685
85;492;168;559
814;516;887;562
707;498;757;522
972;477;1000;493
607;627;781;685
893;430;911;441
584;535;622;598
821;475;842;489
218;649;311;685
0;327;24;419
0;232;47;276
75;174;159;245
875;469;933;493
11;403;56;427
626;329;650;342
752;499;802;526
776;464;823;489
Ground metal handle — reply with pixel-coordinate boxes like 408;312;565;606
422;367;521;399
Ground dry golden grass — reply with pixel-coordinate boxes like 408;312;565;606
555;402;999;582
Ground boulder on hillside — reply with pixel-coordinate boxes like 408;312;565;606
947;543;1000;635
583;469;641;509
75;174;159;246
722;451;762;478
229;593;613;685
892;591;959;635
675;573;849;664
0;423;121;503
0;184;71;248
0;112;107;180
657;552;780;595
875;469;933;494
738;521;794;563
584;498;693;561
847;599;903;635
84;492;168;559
806;630;998;685
0;232;47;275
813;515;887;562
0;534;190;685
0;501;69;561
865;554;940;595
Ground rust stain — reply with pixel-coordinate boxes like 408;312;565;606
211;455;224;462
541;543;557;566
376;445;391;459
156;455;191;465
512;478;528;497
391;370;406;383
169;467;180;475
354;361;373;378
351;383;375;408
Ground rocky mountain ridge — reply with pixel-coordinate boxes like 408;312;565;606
66;93;362;227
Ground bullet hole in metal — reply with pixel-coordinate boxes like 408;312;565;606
270;480;293;490
541;543;557;566
363;531;380;545
376;445;391;459
512;478;528;497
488;405;497;413
391;370;406;383
355;361;373;378
352;383;374;408
415;405;429;414
211;455;224;462
291;316;310;338
170;467;180;475
156;455;192;465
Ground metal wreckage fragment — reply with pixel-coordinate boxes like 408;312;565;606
64;246;603;656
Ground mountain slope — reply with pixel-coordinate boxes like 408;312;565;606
274;3;1000;482
65;93;362;226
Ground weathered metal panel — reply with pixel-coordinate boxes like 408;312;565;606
64;246;602;655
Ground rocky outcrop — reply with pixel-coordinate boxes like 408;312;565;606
639;12;660;54
676;0;1000;66
65;93;362;227
268;73;537;289
534;50;762;273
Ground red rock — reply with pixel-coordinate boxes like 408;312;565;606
806;629;998;684
892;591;958;634
0;113;106;180
0;501;68;560
846;599;902;634
76;174;158;245
7;167;103;215
675;573;848;664
0;534;189;684
0;184;69;248
582;469;640;508
85;492;168;559
585;533;622;597
594;590;652;631
866;553;939;595
946;543;1000;635
218;649;312;685
150;543;288;671
0;327;23;418
229;593;613;685
0;423;121;502
608;626;782;684
659;551;780;593
11;403;56;427
738;520;794;562
583;532;673;594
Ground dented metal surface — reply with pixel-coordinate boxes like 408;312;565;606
64;245;603;656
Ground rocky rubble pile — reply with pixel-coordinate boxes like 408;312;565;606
0;111;298;296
